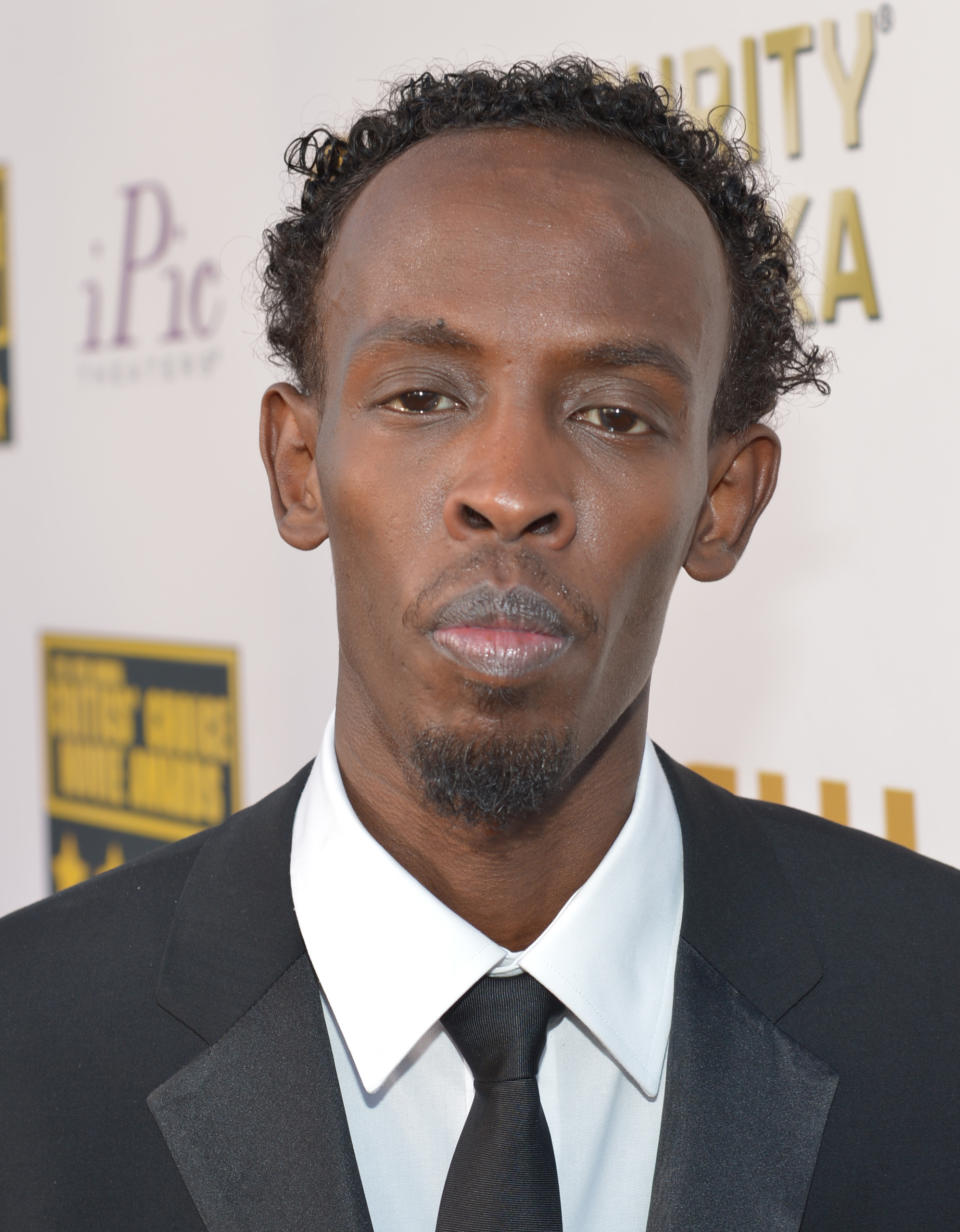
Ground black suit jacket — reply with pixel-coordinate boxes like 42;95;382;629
2;750;959;1230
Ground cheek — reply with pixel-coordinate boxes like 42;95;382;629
321;420;453;551
319;446;443;627
619;538;685;643
588;468;705;639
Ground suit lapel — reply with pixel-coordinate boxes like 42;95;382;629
149;954;372;1232
149;765;372;1232
155;765;312;1045
650;751;839;1232
648;940;837;1232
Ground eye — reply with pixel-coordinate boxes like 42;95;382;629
574;406;649;435
381;389;460;414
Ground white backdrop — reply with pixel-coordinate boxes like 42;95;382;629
1;0;954;915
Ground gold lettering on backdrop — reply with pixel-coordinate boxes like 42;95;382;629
46;680;141;744
822;188;880;321
757;771;786;804
656;56;675;97
764;24;814;158
819;779;849;825
783;194;816;323
884;789;916;849
687;763;739;793
127;749;224;823
142;689;231;760
740;37;761;153
821;12;874;148
650;12;883;327
46;651;236;821
49;653;124;685
56;740;125;806
682;47;731;128
684;765;917;850
656;12;877;157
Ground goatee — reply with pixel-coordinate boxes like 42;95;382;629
410;727;574;828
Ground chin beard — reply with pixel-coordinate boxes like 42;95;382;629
410;727;574;829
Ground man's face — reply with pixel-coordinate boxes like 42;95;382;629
286;128;747;813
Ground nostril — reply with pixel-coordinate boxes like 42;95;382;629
526;513;559;536
461;503;494;531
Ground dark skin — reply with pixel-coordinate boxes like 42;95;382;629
261;128;780;949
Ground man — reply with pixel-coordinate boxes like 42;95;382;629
2;59;959;1231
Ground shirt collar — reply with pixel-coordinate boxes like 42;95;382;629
291;714;682;1097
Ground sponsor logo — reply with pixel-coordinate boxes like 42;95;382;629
43;633;241;891
78;181;226;385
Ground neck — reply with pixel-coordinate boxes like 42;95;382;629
333;691;648;951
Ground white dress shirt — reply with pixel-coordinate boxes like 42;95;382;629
290;714;683;1232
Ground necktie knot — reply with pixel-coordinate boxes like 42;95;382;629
442;973;561;1084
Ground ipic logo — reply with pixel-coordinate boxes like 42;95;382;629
79;181;224;384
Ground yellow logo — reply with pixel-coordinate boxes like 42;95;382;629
44;633;241;890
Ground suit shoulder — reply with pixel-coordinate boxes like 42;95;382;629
663;751;960;950
0;761;313;986
740;792;960;917
0;828;209;985
664;748;958;877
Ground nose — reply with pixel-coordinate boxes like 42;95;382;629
441;408;577;549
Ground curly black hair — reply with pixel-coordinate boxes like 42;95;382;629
261;58;828;436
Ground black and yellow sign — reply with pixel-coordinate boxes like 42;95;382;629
43;634;241;892
0;164;11;443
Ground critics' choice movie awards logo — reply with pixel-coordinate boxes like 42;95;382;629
78;180;226;385
43;634;241;891
0;164;11;443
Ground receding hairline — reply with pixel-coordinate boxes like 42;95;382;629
309;123;730;402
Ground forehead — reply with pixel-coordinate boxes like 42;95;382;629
319;127;730;403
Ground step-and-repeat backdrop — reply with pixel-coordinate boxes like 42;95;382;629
1;0;953;914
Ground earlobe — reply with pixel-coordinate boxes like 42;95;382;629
684;424;781;582
259;382;329;550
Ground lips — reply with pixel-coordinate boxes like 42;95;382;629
428;584;573;680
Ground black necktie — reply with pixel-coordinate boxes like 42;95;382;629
436;973;563;1232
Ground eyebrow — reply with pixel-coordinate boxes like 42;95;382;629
352;319;692;389
577;341;692;389
352;318;481;354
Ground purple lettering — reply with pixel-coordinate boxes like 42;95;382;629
113;182;174;347
79;280;102;351
160;266;186;342
188;262;223;338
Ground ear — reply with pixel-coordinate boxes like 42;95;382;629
259;382;328;550
684;424;781;582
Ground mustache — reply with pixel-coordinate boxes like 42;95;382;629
407;549;599;639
